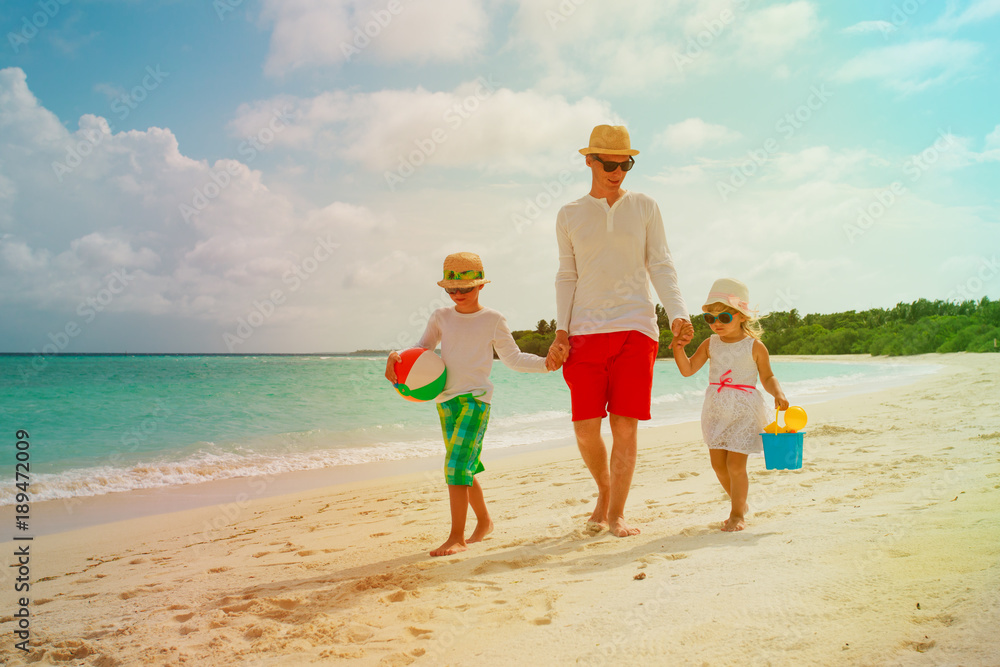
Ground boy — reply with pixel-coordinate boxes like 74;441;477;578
385;252;552;556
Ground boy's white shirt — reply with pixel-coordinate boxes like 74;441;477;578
416;306;548;404
555;190;689;340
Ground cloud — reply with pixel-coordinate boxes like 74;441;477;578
0;67;392;348
733;1;820;62
835;38;984;94
260;0;490;76
932;0;1000;30
842;20;895;36
230;80;619;176
657;118;741;152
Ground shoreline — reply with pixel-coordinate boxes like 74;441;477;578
23;353;940;536
2;353;998;665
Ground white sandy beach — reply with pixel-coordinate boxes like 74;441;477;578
2;353;999;666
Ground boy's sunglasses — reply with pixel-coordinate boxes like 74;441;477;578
445;286;476;295
591;155;635;172
703;312;734;324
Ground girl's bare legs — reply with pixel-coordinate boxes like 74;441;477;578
723;452;749;532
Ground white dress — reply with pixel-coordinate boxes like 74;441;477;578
701;335;770;454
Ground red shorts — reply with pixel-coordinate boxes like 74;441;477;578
562;331;659;422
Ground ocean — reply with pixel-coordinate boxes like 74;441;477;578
0;354;938;506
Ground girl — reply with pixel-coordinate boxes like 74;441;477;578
672;278;789;532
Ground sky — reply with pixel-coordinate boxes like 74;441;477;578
0;0;998;354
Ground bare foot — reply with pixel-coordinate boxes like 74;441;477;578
467;520;493;543
721;514;746;532
430;538;468;557
588;492;609;526
609;517;640;537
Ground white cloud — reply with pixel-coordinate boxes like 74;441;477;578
842;20;895;36
231;81;619;175
260;0;489;76
657;118;741;152
734;1;820;62
835;38;984;94
932;0;1000;30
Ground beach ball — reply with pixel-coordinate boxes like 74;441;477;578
393;348;447;402
784;406;808;432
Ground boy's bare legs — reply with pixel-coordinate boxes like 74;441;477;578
431;484;470;556
574;414;640;537
467;477;493;543
723;452;749;532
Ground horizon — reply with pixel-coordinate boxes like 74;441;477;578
1;1;998;354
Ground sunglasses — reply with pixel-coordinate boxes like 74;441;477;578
445;286;476;295
591;155;635;172
703;312;735;324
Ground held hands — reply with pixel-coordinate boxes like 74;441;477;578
545;330;570;371
670;318;694;350
384;351;401;383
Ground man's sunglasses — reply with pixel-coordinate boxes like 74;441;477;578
703;312;734;324
591;155;635;172
445;286;476;295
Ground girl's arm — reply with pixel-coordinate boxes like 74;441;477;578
673;338;709;377
753;340;789;409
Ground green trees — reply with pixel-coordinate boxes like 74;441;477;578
512;297;1000;357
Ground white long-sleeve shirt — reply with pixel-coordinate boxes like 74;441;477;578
555;190;689;341
416;306;548;404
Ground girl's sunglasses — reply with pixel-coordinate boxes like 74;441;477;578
591;155;635;172
445;286;476;295
703;312;734;324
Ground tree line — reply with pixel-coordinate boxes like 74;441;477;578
511;297;1000;357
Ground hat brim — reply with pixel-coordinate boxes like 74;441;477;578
579;147;640;156
702;298;752;317
437;279;490;288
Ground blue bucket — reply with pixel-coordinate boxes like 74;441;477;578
760;431;804;470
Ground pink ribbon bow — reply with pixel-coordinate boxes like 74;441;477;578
710;369;755;393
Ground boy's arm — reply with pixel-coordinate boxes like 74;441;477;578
753;340;789;409
673;338;709;377
387;313;440;384
494;317;548;373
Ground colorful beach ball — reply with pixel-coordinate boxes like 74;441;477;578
393;348;447;402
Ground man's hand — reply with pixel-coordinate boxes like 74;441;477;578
546;330;570;371
670;318;694;348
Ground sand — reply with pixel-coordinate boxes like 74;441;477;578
2;353;999;666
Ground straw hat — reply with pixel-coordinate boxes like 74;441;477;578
579;124;640;156
703;278;753;317
437;252;491;288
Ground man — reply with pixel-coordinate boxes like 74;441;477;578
547;125;693;537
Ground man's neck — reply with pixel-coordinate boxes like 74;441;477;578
589;185;625;207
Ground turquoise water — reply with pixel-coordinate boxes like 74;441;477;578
0;354;937;505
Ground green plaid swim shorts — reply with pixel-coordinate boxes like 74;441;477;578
437;393;490;486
